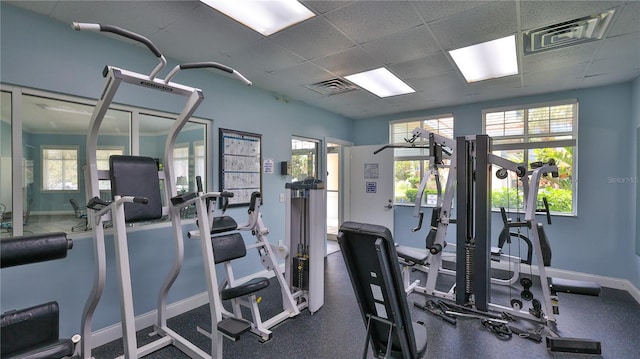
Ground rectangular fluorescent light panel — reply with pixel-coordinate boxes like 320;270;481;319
200;0;315;36
449;35;519;83
345;68;416;98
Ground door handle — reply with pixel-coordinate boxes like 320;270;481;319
384;199;393;209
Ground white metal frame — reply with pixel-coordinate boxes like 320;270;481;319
188;192;302;342
75;22;250;359
396;128;560;323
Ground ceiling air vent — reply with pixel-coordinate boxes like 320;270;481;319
523;9;615;55
306;78;359;96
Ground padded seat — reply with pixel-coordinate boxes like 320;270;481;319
211;216;238;234
396;245;429;265
220;277;270;301
211;233;270;300
2;339;75;359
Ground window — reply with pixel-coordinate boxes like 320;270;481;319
97;147;124;191
174;144;190;192
42;147;79;191
96;147;125;171
390;115;454;205
483;101;577;215
194;141;205;189
291;137;319;181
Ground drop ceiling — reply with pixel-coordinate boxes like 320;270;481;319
6;0;640;120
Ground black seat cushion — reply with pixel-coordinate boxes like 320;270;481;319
211;216;238;234
220;277;270;300
3;339;75;359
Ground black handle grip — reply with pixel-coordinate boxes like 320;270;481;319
543;197;551;225
196;176;203;193
87;196;110;210
133;197;149;204
99;24;162;58
220;191;235;198
411;212;424;232
180;62;234;74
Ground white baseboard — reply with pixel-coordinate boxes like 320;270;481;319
89;265;282;349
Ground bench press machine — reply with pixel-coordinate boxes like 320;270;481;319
72;23;250;358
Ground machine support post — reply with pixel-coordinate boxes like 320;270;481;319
455;135;491;311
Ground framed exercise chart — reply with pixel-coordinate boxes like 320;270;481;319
219;128;262;207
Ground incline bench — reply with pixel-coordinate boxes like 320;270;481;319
338;221;427;359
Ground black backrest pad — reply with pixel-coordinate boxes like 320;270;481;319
109;155;163;222
338;221;419;358
211;233;246;264
1;233;71;268
1;302;59;355
536;224;552;266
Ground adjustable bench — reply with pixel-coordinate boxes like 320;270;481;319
338;221;427;359
1;233;79;359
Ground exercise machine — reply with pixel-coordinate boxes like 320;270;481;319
73;23;250;358
187;178;303;342
284;178;326;314
1;233;80;358
338;221;427;359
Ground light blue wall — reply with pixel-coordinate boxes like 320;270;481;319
1;4;353;338
356;83;639;288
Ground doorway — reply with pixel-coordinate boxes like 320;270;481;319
326;145;339;242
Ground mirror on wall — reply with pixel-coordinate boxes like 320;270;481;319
2;88;210;236
20;94;131;235
139;113;206;219
1;91;12;239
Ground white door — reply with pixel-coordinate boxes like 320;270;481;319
346;145;394;233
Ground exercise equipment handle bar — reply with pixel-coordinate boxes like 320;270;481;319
165;62;252;86
72;22;167;80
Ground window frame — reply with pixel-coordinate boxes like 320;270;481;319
482;99;578;216
41;145;80;192
389;114;455;206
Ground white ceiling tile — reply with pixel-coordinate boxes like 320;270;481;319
390;52;454;80
270;17;355;60
587;57;640;77
50;1;199;37
522;41;600;74
596;32;640;61
301;0;353;15
361;25;441;65
607;2;640;37
522;65;587;88
225;39;305;74
408;71;468;94
149;5;263;61
270;62;337;86
325;1;423;43
428;1;518;50
311;46;378;76
413;0;494;23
